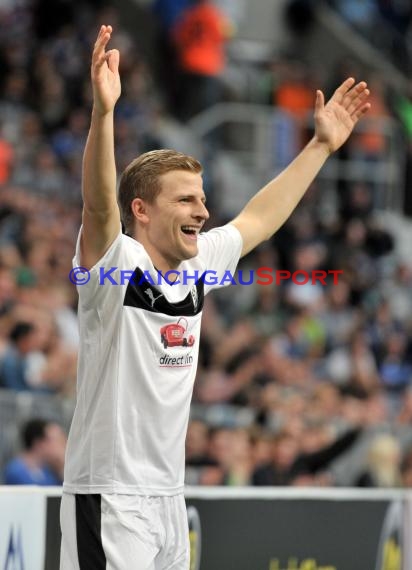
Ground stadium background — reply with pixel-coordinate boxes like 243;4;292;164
1;0;412;568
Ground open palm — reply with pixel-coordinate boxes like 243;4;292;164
91;25;121;115
314;78;370;154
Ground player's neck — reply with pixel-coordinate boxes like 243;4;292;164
144;242;181;278
131;230;181;276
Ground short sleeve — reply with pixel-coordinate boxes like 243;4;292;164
72;226;125;305
197;224;243;293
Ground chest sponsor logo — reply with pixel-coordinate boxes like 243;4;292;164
160;317;195;349
159;317;195;367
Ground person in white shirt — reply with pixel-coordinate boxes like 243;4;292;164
59;24;370;570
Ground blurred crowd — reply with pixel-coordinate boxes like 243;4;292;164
328;0;412;74
1;0;412;489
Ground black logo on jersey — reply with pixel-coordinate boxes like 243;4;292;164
124;267;204;316
144;288;163;307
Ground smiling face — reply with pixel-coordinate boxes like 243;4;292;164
133;170;209;272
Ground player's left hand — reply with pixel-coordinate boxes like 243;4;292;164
314;77;371;154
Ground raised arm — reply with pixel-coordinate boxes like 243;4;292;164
230;78;371;257
80;25;122;269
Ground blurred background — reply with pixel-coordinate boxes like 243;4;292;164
1;0;412;491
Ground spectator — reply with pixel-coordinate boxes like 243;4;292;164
0;123;13;184
252;427;360;486
152;0;190;113
274;62;314;121
0;315;77;395
319;274;359;350
332;0;378;32
325;329;379;393
185;419;214;467
172;0;232;120
401;447;412;487
355;433;402;487
273;61;316;147
379;330;412;415
222;428;254;485
3;418;66;485
0;322;42;392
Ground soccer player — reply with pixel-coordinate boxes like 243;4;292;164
59;25;370;570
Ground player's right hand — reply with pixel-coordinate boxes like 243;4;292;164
91;25;121;116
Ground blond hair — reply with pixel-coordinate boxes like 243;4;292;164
367;434;402;487
118;149;202;234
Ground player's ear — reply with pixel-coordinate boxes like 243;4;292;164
131;198;150;224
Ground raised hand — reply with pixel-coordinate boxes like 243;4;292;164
314;78;371;154
91;25;121;116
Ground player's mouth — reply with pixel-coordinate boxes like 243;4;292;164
181;225;200;241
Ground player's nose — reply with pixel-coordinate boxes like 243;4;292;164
193;200;209;221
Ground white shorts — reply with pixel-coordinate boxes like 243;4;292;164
60;493;190;570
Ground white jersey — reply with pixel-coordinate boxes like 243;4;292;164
63;224;242;495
